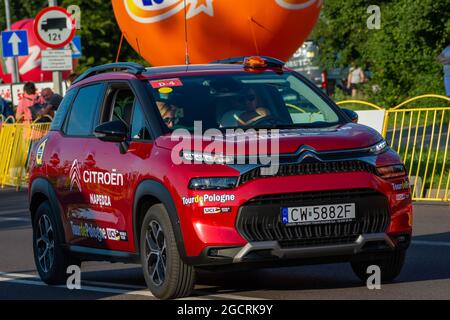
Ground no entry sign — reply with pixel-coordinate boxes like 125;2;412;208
34;6;76;49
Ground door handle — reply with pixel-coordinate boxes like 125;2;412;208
84;155;96;167
49;154;60;166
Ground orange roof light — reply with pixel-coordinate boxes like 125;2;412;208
244;56;268;69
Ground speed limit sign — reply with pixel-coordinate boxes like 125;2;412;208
34;6;76;49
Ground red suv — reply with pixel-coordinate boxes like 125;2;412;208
28;57;412;299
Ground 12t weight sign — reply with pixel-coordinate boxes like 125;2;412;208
34;6;76;49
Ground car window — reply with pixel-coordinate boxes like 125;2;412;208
111;89;135;125
50;89;76;131
65;84;103;136
130;101;151;140
101;87;136;127
147;72;342;132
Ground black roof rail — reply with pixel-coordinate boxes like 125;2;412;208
209;56;285;67
72;62;146;85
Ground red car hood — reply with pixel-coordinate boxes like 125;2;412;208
155;123;382;155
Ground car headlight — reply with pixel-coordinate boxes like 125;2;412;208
376;164;407;179
369;140;388;154
189;177;238;190
181;151;234;164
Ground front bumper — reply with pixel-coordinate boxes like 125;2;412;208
186;232;411;268
233;233;394;262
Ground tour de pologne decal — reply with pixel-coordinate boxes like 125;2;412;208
70;159;124;207
182;194;236;206
70;222;128;242
392;179;410;191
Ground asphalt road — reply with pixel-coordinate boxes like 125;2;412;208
0;188;449;300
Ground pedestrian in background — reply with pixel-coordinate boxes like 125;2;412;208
438;31;450;97
66;73;79;88
15;82;45;123
37;88;63;120
347;62;366;97
0;96;14;122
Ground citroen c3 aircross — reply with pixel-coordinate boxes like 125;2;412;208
28;57;412;299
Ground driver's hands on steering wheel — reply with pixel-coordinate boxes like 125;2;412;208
233;107;270;126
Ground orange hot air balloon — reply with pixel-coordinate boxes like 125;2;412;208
112;0;322;66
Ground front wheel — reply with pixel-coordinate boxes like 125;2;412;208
140;204;195;299
351;249;406;283
32;201;80;285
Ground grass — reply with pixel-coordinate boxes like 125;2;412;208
400;148;450;198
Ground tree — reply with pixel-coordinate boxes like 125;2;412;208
312;0;450;106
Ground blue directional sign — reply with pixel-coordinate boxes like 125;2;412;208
70;36;82;58
1;30;29;58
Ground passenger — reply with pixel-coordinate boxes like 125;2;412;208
157;101;178;129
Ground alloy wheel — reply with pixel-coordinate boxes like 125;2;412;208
36;214;55;273
145;220;167;286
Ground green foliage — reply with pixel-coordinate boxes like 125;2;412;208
0;1;148;74
313;0;450;106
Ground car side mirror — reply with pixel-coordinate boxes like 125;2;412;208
94;120;129;143
342;108;359;123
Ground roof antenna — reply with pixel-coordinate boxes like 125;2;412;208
183;0;190;65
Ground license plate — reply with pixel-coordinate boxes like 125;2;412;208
281;203;356;226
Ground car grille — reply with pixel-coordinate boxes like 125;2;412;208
238;160;377;185
236;189;390;248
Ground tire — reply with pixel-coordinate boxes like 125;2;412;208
351;249;406;283
32;201;80;285
140;204;195;299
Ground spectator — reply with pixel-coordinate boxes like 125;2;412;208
15;82;45;123
0;96;14;122
37;88;63;120
347;62;366;97
438;31;450;97
66;73;79;87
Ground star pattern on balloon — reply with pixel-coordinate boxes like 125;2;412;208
186;0;214;18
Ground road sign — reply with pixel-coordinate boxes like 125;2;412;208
67;35;82;58
34;6;76;49
41;49;73;71
1;30;29;57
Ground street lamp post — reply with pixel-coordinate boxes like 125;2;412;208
4;0;20;83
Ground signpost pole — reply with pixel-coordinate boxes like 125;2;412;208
48;0;63;95
4;0;20;83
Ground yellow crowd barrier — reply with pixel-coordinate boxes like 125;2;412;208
0;118;51;190
338;94;450;202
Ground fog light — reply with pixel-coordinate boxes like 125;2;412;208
209;249;219;257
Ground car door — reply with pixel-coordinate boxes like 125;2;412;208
56;83;108;247
80;82;153;252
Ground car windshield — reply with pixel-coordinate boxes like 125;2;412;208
148;72;342;131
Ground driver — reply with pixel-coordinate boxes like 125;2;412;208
219;88;270;127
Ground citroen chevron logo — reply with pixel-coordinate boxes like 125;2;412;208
70;159;82;192
296;145;322;163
